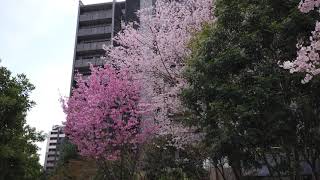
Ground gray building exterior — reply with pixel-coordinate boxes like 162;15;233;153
45;1;129;171
69;0;151;91
70;1;126;89
43;125;65;172
41;1;144;172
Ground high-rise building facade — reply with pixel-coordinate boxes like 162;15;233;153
43;125;65;171
69;0;151;90
70;1;126;89
42;1;142;172
43;0;155;173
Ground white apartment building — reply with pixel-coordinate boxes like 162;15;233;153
43;125;65;171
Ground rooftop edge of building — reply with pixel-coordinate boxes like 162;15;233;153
79;0;125;9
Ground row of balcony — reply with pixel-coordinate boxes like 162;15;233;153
46;151;60;155
79;10;112;22
46;156;59;161
45;162;57;167
76;41;110;52
48;133;65;137
78;26;112;37
74;58;105;68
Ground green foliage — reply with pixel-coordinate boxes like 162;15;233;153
57;138;79;165
46;139;80;179
0;65;45;180
141;137;209;180
93;147;140;180
182;0;320;179
48;158;97;180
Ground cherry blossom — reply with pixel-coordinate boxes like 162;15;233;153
298;0;320;13
62;65;154;160
105;0;214;147
281;0;320;83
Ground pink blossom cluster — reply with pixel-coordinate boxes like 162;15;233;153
281;22;320;83
62;66;153;160
106;0;213;147
281;0;320;83
298;0;320;13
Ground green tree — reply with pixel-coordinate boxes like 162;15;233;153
141;136;209;180
56;138;78;166
0;65;45;180
182;0;320;179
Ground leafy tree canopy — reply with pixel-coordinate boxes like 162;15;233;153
182;0;320;179
0;64;45;180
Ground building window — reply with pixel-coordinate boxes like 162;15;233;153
46;167;54;171
80;23;111;29
47;154;57;158
47;160;55;164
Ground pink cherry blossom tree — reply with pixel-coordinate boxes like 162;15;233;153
62;65;153;161
105;0;214;147
298;0;320;13
281;0;320;83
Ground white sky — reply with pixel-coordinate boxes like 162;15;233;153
0;0;123;165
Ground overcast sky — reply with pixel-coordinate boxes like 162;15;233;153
0;0;123;165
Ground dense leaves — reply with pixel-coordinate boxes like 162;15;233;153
56;139;78;166
182;0;320;179
282;0;320;83
141;136;209;180
0;65;44;180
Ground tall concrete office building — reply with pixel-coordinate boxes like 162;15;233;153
43;125;65;171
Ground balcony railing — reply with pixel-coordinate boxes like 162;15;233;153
45;163;56;167
48;133;65;137
78;26;112;36
46;157;59;161
74;58;105;68
76;41;110;52
47;151;60;155
80;10;112;21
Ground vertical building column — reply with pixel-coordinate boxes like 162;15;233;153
111;0;116;46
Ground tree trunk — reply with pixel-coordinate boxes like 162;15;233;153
220;164;226;180
294;149;300;180
215;164;227;180
303;155;318;180
284;150;295;180
262;153;274;178
231;165;241;180
270;153;283;180
120;148;124;180
215;166;219;180
214;164;227;180
312;172;319;180
309;162;319;180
